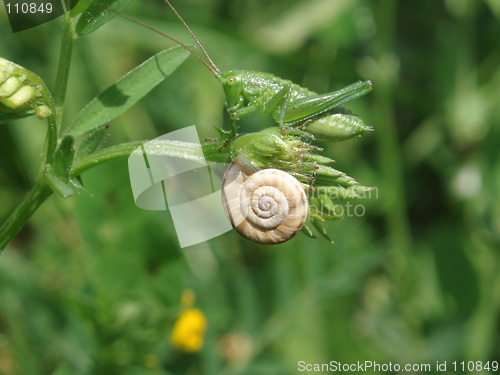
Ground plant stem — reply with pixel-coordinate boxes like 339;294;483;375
0;141;140;251
54;10;75;134
70;141;145;176
0;12;75;252
0;182;53;252
42;114;59;169
0;113;56;254
70;139;230;177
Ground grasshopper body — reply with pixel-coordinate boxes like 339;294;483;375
220;70;372;139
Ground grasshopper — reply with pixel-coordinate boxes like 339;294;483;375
122;0;373;140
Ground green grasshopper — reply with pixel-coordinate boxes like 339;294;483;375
128;0;373;140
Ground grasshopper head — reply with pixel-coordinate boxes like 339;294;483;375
220;71;243;110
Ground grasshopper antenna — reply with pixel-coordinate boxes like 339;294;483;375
107;9;220;78
163;0;222;78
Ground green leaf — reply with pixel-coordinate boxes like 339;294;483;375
75;124;109;160
75;0;135;35
301;222;316;238
302;153;335;164
46;165;75;198
69;0;94;17
312;219;334;244
69;46;190;135
0;109;34;124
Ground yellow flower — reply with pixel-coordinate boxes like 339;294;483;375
170;308;207;353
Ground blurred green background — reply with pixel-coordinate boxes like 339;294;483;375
1;0;499;374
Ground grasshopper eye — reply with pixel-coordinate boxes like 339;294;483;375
227;75;237;86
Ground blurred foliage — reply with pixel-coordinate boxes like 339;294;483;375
1;0;500;374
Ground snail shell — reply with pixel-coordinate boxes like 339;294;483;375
221;160;308;244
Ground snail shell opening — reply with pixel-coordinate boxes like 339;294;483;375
221;163;308;244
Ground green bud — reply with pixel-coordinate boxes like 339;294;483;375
0;58;14;83
231;127;312;168
34;104;52;119
2;85;36;108
0;57;54;122
0;76;25;97
304;108;373;142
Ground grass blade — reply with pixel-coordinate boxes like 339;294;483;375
75;0;135;35
69;46;189;135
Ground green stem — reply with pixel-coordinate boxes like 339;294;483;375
0;115;57;253
70;141;145;176
42;114;59;169
54;10;75;134
0;182;53;252
0;12;75;252
70;138;232;177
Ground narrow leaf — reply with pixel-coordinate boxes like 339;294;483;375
301;222;316;238
75;124;109;160
302;153;335;164
312;220;334;244
76;0;135;35
0;110;34;124
70;46;189;135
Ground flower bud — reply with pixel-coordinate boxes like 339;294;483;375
0;57;53;121
231;127;311;168
2;85;36;108
0;58;14;83
0;76;25;97
304;109;373;142
34;104;52;119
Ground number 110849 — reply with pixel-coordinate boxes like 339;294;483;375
6;2;53;14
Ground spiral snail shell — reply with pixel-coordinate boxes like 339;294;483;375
221;158;309;244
